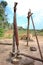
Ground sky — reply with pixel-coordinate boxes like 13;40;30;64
4;0;43;29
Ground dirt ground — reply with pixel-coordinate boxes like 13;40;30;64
0;36;43;65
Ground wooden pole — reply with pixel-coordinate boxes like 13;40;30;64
27;10;32;46
27;13;30;46
12;2;19;53
31;15;43;61
28;9;43;63
19;53;43;62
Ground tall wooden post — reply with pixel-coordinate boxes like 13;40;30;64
12;2;19;53
27;10;32;46
27;12;30;46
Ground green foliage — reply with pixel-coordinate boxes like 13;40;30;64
0;3;4;21
0;1;8;29
0;28;4;37
1;1;7;8
37;30;43;36
0;1;13;30
0;3;4;14
39;29;43;32
18;28;43;37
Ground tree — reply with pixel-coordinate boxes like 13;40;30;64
0;1;8;28
0;3;4;27
0;1;12;30
0;3;4;19
1;1;7;8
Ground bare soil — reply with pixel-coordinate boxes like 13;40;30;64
0;36;43;65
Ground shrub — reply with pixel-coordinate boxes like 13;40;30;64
0;28;4;37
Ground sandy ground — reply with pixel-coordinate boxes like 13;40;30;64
0;36;43;65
